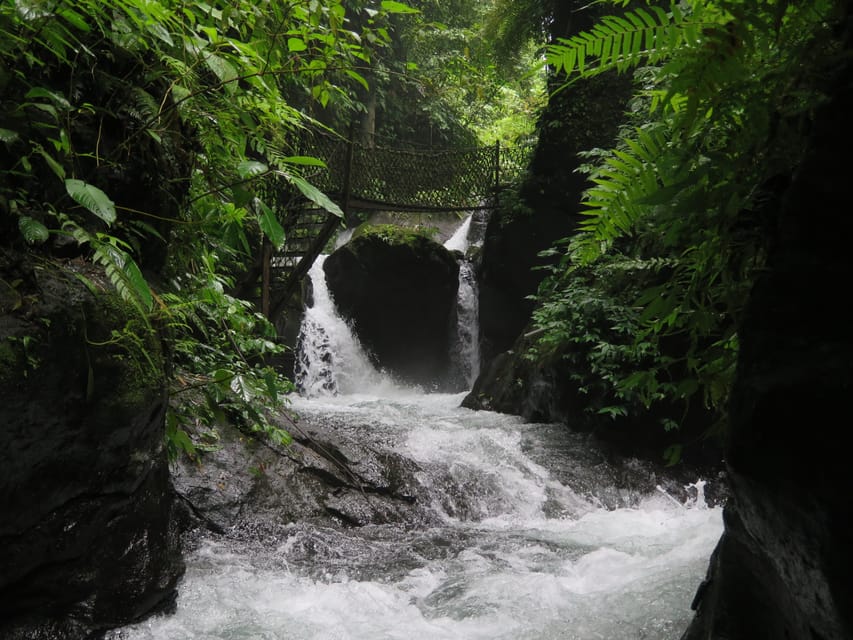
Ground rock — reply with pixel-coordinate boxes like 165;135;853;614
681;48;853;640
476;207;575;365
172;413;432;534
323;228;459;390
0;253;184;638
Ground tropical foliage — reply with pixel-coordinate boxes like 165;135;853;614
531;0;846;438
345;0;546;148
0;0;414;456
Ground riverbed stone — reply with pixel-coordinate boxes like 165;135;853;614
323;227;459;390
0;252;185;639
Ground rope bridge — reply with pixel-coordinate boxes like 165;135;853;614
300;132;534;211
264;133;534;319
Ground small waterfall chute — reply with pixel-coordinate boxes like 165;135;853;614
294;256;386;396
445;214;481;389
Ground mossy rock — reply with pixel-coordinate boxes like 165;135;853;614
0;253;183;638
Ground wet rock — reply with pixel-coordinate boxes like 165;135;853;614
462;335;722;471
172;413;432;535
0;254;184;639
476;207;575;365
323;229;459;390
681;50;853;640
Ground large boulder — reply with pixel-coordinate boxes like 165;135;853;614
681;48;853;640
323;227;459;390
0;252;185;638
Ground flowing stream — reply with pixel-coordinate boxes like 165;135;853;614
115;219;723;640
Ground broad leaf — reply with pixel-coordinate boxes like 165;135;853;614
0;127;19;143
283;155;326;167
289;175;343;218
287;37;307;52
380;1;419;14
237;160;268;179
65;179;116;224
257;200;285;249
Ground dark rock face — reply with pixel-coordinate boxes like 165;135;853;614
476;208;575;365
681;47;853;640
323;232;459;389
475;2;634;367
0;254;184;639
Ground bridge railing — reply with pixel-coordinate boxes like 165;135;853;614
297;131;534;212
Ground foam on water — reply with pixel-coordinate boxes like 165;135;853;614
116;391;722;640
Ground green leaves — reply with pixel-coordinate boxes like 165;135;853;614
237;160;269;179
257;199;285;249
535;0;845;439
289;174;344;217
18;216;49;245
65;179;116;225
546;6;678;82
380;1;420;15
91;235;153;315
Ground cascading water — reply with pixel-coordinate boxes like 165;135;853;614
445;214;481;388
294;255;387;397
113;223;723;640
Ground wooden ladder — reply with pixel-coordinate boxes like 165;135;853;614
264;205;342;320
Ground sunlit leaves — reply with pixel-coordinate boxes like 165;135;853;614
380;1;420;15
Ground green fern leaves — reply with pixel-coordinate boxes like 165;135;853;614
91;236;154;316
546;6;681;81
572;126;669;262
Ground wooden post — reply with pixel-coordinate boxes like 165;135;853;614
261;236;272;319
494;140;501;189
342;123;356;225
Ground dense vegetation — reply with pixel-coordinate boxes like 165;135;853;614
0;0;414;455
0;0;543;457
5;0;843;466
525;0;847;457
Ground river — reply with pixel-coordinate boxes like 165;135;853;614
112;218;723;640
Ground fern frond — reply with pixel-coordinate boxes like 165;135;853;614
90;234;154;319
546;5;701;83
128;86;161;125
573;125;670;262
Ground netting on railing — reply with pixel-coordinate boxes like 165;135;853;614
292;131;534;211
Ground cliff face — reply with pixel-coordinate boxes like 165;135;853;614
681;43;853;640
0;252;185;638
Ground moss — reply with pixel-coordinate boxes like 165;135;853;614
84;288;166;408
352;223;438;246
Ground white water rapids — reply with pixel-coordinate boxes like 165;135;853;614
114;219;723;640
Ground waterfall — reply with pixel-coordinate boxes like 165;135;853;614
294;255;386;396
445;214;481;389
